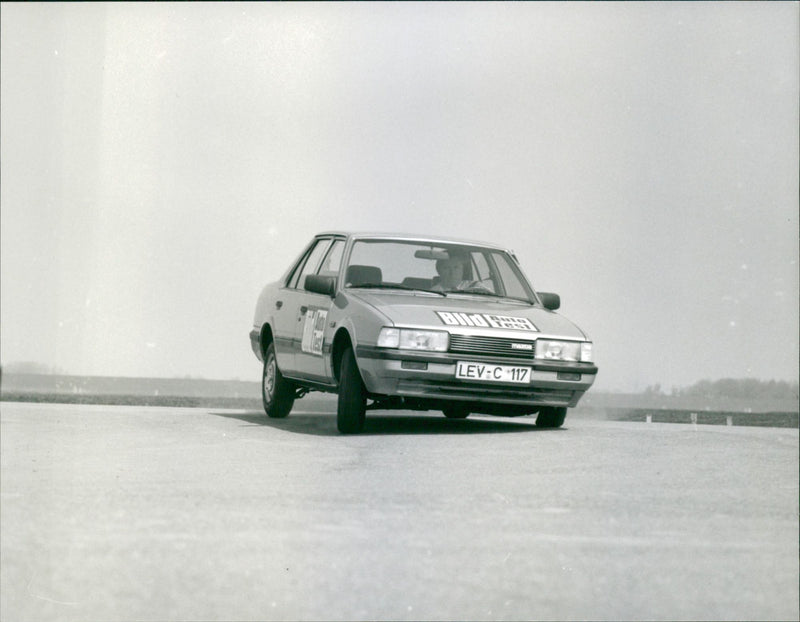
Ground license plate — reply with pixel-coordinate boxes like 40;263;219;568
455;361;531;384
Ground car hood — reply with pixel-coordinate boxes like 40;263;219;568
348;291;588;339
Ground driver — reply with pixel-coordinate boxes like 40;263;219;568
432;253;482;291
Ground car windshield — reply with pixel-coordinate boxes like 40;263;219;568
344;239;536;303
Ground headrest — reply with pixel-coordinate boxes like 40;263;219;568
345;265;382;287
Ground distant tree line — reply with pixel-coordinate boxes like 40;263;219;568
644;378;799;400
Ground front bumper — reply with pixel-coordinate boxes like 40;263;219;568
355;346;597;408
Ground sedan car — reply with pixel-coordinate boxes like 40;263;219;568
250;232;597;433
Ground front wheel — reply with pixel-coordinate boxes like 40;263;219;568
262;343;295;418
535;406;566;428
337;348;366;433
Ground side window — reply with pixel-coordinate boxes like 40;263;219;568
286;254;306;289
318;239;345;277
288;239;331;289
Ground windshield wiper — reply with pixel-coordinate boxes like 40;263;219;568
444;288;502;297
350;283;447;297
445;289;534;304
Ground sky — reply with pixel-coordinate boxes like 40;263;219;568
1;2;798;392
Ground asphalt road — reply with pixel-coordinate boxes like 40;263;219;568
1;401;797;621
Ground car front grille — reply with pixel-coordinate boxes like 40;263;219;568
448;334;536;359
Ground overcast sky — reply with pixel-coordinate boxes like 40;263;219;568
1;2;797;392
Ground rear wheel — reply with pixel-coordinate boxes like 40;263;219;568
337;348;366;433
262;343;295;418
535;406;566;428
442;405;470;419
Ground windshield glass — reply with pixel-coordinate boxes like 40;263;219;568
345;239;536;303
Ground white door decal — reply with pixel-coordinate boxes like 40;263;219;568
301;309;328;355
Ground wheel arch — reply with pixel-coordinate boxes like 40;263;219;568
331;327;355;384
259;323;274;359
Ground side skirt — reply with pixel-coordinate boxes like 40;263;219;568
283;375;339;395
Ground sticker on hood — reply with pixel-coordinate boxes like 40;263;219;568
435;311;538;332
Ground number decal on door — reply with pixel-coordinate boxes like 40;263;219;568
301;309;328;356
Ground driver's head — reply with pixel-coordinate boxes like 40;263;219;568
436;254;466;288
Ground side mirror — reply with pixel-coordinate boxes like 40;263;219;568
539;292;560;311
304;274;337;297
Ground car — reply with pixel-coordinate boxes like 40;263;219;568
250;232;597;433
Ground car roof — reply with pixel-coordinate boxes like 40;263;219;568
313;231;511;252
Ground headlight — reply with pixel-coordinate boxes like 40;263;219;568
377;327;449;352
536;340;593;362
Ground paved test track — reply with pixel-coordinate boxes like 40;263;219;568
1;401;797;621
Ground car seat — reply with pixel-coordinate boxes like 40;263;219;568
401;277;434;290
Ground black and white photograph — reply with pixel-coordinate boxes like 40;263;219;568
1;2;798;620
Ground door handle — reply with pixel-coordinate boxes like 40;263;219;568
275;300;283;309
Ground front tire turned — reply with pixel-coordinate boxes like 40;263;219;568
262;343;295;418
337;348;366;434
535;406;566;428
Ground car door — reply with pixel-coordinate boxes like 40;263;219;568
293;238;345;382
273;237;333;377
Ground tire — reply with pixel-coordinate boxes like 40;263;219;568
337;348;366;434
535;406;567;428
442;405;470;419
262;343;295;418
